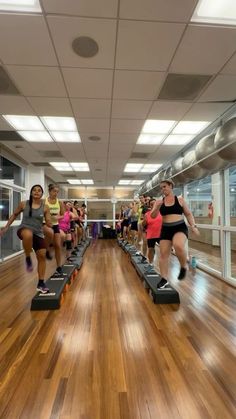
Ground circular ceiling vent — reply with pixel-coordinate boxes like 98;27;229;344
72;36;99;58
88;135;101;142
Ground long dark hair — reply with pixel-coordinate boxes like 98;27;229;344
29;184;44;217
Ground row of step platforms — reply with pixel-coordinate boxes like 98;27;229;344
118;239;180;305
31;239;90;311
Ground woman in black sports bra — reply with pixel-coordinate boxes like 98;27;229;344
151;179;199;289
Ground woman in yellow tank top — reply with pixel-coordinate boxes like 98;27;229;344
43;183;64;274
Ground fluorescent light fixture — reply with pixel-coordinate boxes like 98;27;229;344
163;135;194;145
130;180;143;185
50;162;72;171
51;131;81;142
118;180;131;185
81;179;94;185
141;164;161;173
3;115;44;131
142;120;176;134
0;0;42;13
172;121;209;135
67;179;82;184
137;134;165;145
124;163;143;172
41;116;77;131
191;0;236;25
17;130;53;142
70;162;89;171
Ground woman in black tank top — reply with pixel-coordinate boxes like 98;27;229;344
150;179;199;289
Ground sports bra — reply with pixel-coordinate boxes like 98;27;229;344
159;195;183;216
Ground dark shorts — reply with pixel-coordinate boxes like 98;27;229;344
17;228;46;252
52;224;60;234
122;219;129;227
147;238;160;248
160;221;188;242
130;221;138;231
70;221;76;232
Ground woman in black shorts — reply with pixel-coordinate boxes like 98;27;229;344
151;179;199;289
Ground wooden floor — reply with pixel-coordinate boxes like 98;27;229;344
0;240;236;419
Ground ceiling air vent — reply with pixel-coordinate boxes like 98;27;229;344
32;162;51;167
158;73;212;101
88;135;101;142
72;37;99;58
0;131;24;141
39;151;63;158
0;67;20;95
130;152;150;159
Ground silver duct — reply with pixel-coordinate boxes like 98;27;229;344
137;115;236;196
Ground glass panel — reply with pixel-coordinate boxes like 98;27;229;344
229;166;236;226
13;191;22;220
0;155;25;187
87;201;113;220
189;227;222;273
230;232;236;280
186;174;221;225
114;188;135;199
0;186;10;220
0;226;22;258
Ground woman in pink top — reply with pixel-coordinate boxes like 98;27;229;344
143;198;162;266
59;201;76;253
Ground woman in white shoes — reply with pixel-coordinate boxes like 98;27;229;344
151;179;199;289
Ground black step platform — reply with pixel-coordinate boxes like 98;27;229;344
31;265;77;311
144;273;180;304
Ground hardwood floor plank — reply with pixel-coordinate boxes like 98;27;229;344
0;240;236;418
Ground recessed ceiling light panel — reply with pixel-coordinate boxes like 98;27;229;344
142;120;176;134
3;115;44;131
191;0;236;25
137;134;165;145
0;0;42;13
41;116;77;131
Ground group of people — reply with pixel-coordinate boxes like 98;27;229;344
119;179;199;289
0;184;87;294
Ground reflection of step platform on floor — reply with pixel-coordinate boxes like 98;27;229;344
144;273;180;304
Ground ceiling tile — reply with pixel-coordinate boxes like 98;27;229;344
119;0;197;22
6;66;67;97
110;119;144;134
171;25;236;74
0;95;35;114
113;70;165;100
77;118;110;133
62;68;113;98
47;16;116;68
0;15;57;65
148;101;192;120
198;75;236;102
71;99;111;118
112;100;151;119
116;20;185;71
27;98;73;116
149;145;182;162
183;102;233;120
42;0;118;18
221;52;236;75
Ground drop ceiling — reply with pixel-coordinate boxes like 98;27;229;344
0;0;236;188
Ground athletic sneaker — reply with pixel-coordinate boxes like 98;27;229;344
157;278;169;289
25;256;33;272
37;283;50;294
56;266;63;275
178;267;187;280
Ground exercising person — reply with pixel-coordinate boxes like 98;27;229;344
0;184;51;293
143;198;162;269
43;184;64;274
151;179;199;289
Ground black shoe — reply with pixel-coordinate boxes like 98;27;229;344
46;251;53;260
178;267;187;280
56;266;63;275
157;278;169;289
71;250;78;256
